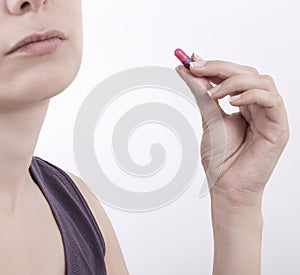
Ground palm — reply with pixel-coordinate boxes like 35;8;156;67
201;102;284;194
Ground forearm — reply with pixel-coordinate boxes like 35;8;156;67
211;190;263;275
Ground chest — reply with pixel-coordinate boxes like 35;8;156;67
0;188;66;275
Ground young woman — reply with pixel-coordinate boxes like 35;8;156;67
0;0;289;274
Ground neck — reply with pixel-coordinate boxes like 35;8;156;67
0;100;49;212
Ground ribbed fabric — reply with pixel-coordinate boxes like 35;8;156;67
29;156;107;275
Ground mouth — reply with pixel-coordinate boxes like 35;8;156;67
5;29;67;56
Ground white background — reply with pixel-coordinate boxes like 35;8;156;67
34;0;300;274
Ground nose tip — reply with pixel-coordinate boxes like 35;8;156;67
6;0;47;15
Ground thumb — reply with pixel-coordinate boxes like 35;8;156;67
175;66;226;128
175;65;227;197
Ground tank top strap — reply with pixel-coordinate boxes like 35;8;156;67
29;156;107;275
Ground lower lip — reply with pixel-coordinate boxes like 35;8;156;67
8;37;63;56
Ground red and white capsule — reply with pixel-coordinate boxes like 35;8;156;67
174;48;193;69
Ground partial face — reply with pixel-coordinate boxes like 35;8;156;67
0;0;83;110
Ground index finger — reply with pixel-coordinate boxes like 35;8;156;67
189;59;259;80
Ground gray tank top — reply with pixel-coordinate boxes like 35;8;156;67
29;156;107;275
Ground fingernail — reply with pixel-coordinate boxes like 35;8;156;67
229;95;241;102
208;84;222;95
190;60;207;68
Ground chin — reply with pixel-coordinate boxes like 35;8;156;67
0;40;83;110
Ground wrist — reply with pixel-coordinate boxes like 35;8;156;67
210;184;264;228
211;202;263;275
211;197;263;230
210;181;264;208
211;185;264;275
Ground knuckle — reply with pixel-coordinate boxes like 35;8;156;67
260;74;276;90
277;128;290;147
244;65;259;74
261;74;273;80
273;94;283;106
261;74;275;86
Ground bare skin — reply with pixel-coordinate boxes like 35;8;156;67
0;0;128;274
176;53;289;274
0;0;289;275
0;172;66;275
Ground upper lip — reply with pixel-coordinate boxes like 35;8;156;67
5;29;67;55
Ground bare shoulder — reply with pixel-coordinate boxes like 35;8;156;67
64;171;129;275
